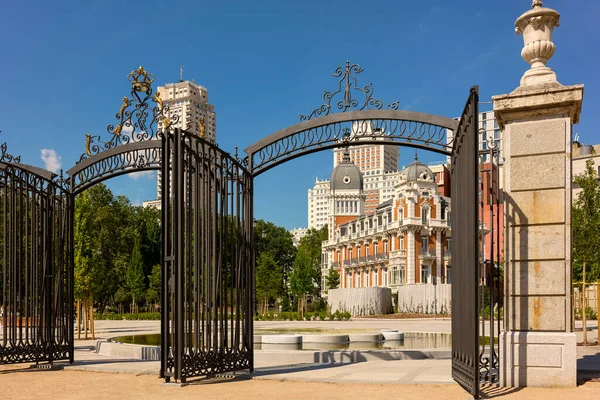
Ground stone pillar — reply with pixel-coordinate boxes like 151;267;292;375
435;231;442;282
492;0;583;388
407;230;416;284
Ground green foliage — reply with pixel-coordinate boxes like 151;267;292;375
74;184;162;311
254;219;296;297
325;268;340;291
75;185;137;306
289;225;328;316
124;237;145;305
146;264;161;304
254;310;351;321
256;252;283;314
307;298;327;313
94;312;161;321
573;157;600;282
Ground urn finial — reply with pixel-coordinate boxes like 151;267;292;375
515;1;560;86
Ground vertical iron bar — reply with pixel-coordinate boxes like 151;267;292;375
175;128;185;382
160;129;170;380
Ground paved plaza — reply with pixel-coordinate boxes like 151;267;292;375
2;319;598;399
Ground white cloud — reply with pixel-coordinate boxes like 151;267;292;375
129;170;155;180
40;149;62;173
402;95;426;111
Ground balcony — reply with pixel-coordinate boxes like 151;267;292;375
343;260;351;267
358;256;366;264
419;248;436;261
390;249;407;258
376;252;388;261
331;261;339;268
367;254;376;263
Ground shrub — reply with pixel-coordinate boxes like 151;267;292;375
94;312;161;321
253;310;350;321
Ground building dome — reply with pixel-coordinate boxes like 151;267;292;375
330;149;363;191
399;153;435;183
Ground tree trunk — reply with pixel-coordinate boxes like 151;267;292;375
89;293;95;340
583;261;587;344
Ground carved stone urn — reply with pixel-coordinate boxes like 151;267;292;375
515;0;561;86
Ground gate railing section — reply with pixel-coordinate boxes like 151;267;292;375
0;161;73;365
478;130;502;385
450;87;480;398
161;128;253;383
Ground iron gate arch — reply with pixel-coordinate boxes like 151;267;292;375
1;63;497;397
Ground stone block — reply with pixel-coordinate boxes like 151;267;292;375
510;296;565;331
512;225;565;260
510;154;565;191
511;260;566;296
501;331;576;387
507;189;565;225
514;344;562;368
510;120;566;156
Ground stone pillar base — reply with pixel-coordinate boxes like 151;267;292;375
500;331;576;387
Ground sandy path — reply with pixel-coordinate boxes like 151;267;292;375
1;365;599;400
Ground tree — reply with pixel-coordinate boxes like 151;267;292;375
572;156;600;344
74;184;139;312
135;206;161;283
255;252;282;315
289;225;328;316
146;264;161;307
124;238;146;309
325;268;340;292
573;157;600;282
254;220;296;297
289;249;316;318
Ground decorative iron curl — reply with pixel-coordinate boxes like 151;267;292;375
0;142;21;163
300;61;400;121
79;66;175;162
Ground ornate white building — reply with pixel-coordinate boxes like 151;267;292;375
321;152;451;297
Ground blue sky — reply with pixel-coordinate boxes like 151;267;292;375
1;0;598;230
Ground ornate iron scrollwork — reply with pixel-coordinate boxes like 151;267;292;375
300;60;400;121
0;142;21;163
79;66;176;162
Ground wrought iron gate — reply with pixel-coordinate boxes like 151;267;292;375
450;86;480;397
0;159;73;365
161;128;254;383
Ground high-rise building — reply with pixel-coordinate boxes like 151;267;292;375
290;227;308;247
333;122;399;215
155;80;217;200
307;122;400;229
307;178;330;229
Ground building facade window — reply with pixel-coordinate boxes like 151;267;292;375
422;207;429;225
446;265;452;284
390;266;399;285
399;264;406;284
421;264;430;284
